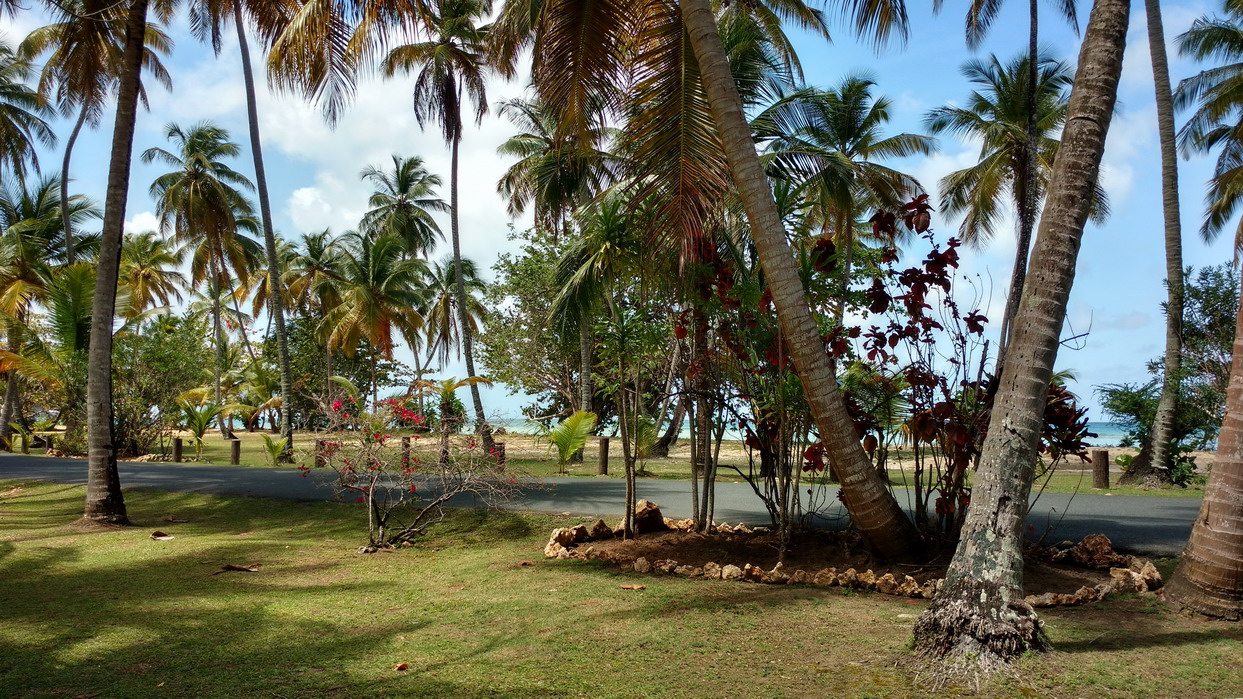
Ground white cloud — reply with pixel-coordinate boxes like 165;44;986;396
124;211;160;235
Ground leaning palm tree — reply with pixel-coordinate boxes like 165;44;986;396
142;121;259;434
322;232;429;408
117;230;186;319
491;0;921;559
925;52;1108;352
359;155;447;256
19;1;172;263
0;41;54;182
381;0;495;450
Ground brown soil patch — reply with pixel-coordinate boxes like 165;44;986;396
585;529;1111;595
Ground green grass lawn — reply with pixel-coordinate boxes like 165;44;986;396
0;481;1238;697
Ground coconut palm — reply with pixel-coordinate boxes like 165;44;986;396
422;254;487;368
142;121;259;434
754;77;933;322
492;0;921;558
286;230;346;401
322;232;428;407
84;0;154;525
381;0;495;449
925;52;1108;350
19;1;172;263
359;155;447;256
0;41;54;183
117;230;186;319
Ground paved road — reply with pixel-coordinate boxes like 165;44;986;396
0;453;1202;556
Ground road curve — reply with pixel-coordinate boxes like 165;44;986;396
0;453;1200;556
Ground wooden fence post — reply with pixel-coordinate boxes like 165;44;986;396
1092;449;1110;489
315;440;326;467
494;441;506;466
172;437;183;463
230;439;242;465
598;437;610;476
21;434;28;454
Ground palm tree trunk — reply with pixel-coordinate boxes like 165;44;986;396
84;0;150;525
211;268;229;438
449;134;493;451
578;326;593;411
0;322;20;443
371;350;378;409
681;0;917;560
236;4;294;460
1128;0;1184;486
651;395;685;458
912;0;1128;663
60;106;89;265
1164;279;1243;619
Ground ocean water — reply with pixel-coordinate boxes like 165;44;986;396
493;418;1133;448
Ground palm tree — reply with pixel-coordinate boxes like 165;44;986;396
322;232;428;407
423;254;487;368
0;176;100;441
117;230;186;318
0;41;55;182
19;1;172;264
359;155;447;256
912;0;1129;662
85;0;153;525
754;78;934;322
141;121;259;434
492;0;921;559
925;52;1108;351
381;0;495;450
286;230;345;402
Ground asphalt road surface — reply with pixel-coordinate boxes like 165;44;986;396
0;453;1202;556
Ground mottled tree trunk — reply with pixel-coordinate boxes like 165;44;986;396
236;5;294;460
681;0;918;560
450;135;494;451
84;0;150;525
1134;0;1183;485
913;0;1128;663
1163;274;1243;620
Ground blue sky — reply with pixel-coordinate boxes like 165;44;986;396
1;0;1237;422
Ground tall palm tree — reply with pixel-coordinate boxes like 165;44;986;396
117;230;186;318
323;232;428;407
423;254;487;367
492;0;921;559
754;77;933;322
382;0;495;449
19;1;172;263
85;0;157;525
925;52;1107;348
142;121;259;434
286;229;345;402
912;0;1128;662
359;154;447;256
0;41;55;182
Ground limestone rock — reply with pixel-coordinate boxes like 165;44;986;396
767;562;790;584
1130;558;1163;591
721;564;744;581
898;576;922;598
675;565;704;577
556;547;571;560
1109;567;1148;594
920;579;942;599
790;570;812;585
543;541;564;559
734;524;752;535
813;568;838;587
550;528;578;547
634;500;670;534
634;557;652;574
857;569;877;588
716;523;734;534
875;573;900;595
839;568;858;587
702;562;722;580
588;519;613;541
654;559;679;574
568;525;590;544
743;563;769;583
1054;533;1130;569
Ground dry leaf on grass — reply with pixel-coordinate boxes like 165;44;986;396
211;564;261;575
163;516;189;523
393;663;409;671
517;561;535;567
620;584;646;590
150;531;175;541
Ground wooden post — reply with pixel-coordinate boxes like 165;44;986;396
401;436;411;466
1092;449;1110;489
44;436;53;452
230;439;242;465
172;437;183;463
315;439;326;467
494;441;506;466
598;437;610;476
21;434;28;454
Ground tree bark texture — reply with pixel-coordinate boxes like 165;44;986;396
1131;0;1183;485
1164;277;1243;620
236;5;294;458
681;0;918;560
84;0;150;525
450;135;494;451
913;0;1129;663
